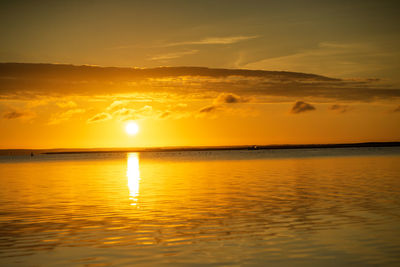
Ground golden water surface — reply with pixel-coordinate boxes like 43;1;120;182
0;148;400;266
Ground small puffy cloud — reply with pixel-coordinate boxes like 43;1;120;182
330;104;350;113
290;101;316;114
198;93;248;117
48;108;85;125
2;110;35;120
87;112;112;123
214;93;247;104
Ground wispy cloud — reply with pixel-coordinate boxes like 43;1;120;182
48;108;85;125
165;35;259;47
244;42;394;78
159;110;171;119
56;100;77;108
150;49;198;61
157;110;191;120
159;103;191;120
290;101;316;114
112;105;153;121
330;104;350;113
106;100;129;112
87;112;112;123
2;109;35;120
199;105;219;113
90;103;189;123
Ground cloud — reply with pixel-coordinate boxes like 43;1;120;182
3;111;23;119
197;102;257;119
112;108;138;121
160;104;192;119
110;35;257;51
87;112;112;123
48;108;85;125
159;111;171;119
214;93;247;104
112;105;153;121
176;103;187;108
150;50;198;61
243;42;395;78
199;105;219;113
196;93;248;118
1;63;399;103
2;110;34;120
165;35;259;47
290;101;316;114
106;100;129;111
330;104;350;113
56;100;77;108
157;109;191;120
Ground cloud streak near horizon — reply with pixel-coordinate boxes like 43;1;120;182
150;49;199;61
164;35;259;47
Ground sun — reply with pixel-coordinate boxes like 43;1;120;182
125;122;139;135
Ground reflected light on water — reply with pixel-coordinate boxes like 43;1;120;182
126;153;140;205
0;149;400;266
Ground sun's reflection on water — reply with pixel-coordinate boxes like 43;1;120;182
127;153;140;205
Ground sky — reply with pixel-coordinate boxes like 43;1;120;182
0;0;399;148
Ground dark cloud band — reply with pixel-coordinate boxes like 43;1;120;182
1;63;399;102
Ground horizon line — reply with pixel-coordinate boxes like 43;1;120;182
1;141;399;155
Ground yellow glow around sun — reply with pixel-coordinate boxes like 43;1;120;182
125;122;139;135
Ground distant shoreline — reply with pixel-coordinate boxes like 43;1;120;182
1;142;399;156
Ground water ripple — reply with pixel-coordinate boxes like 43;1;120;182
0;149;400;266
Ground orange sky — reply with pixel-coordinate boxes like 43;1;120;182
0;64;399;149
0;1;399;148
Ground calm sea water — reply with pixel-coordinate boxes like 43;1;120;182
0;147;400;266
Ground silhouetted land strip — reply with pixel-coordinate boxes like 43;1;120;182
1;142;399;156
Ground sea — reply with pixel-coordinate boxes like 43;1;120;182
0;147;400;266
